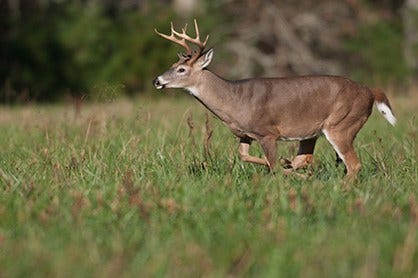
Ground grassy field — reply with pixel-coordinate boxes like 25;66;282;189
0;90;417;277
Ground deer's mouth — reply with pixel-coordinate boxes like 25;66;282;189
153;77;168;89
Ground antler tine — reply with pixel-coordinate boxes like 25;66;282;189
181;23;188;34
193;19;208;46
194;19;200;41
154;22;192;55
190;18;208;50
203;34;209;47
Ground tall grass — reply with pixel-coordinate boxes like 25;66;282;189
0;91;417;277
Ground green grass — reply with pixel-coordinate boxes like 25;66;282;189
0;92;417;277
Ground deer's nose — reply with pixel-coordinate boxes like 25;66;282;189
153;78;162;88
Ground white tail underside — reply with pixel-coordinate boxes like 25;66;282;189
376;102;397;126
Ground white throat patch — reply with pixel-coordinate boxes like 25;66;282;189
186;87;200;97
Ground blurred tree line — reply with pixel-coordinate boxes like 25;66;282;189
0;0;417;103
0;0;186;102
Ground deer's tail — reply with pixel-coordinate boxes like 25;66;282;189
370;88;396;126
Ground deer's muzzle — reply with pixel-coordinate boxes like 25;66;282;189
153;77;165;89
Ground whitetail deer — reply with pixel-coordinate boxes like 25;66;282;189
153;20;396;177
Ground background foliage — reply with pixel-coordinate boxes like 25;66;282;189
1;2;188;101
344;21;410;85
0;0;417;101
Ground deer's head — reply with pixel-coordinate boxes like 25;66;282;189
153;20;213;90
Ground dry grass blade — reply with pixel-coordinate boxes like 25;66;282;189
203;113;213;162
187;113;196;152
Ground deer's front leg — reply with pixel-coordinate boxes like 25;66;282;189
238;139;269;167
259;137;277;171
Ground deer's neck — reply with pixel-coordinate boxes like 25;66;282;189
186;70;238;123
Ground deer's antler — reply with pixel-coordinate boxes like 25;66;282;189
155;19;209;64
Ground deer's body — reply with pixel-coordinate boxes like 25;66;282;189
154;20;396;177
188;72;373;141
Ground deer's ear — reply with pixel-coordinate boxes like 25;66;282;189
196;49;214;69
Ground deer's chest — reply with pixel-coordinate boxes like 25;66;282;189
223;119;260;140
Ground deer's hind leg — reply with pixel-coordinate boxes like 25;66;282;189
322;92;373;178
322;128;363;177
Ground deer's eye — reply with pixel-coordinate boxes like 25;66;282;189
177;67;186;73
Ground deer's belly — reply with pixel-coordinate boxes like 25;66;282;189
275;120;324;141
279;133;321;141
225;117;323;142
